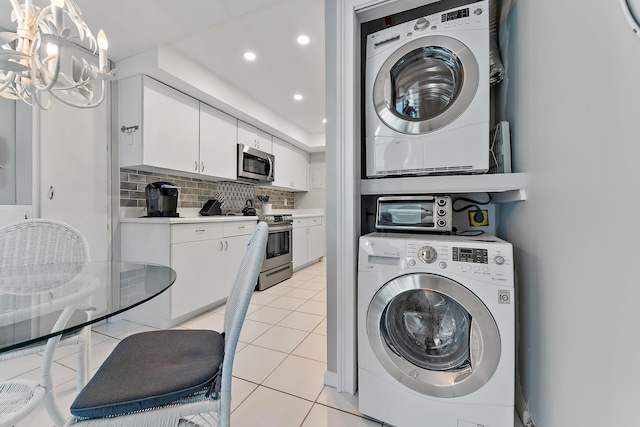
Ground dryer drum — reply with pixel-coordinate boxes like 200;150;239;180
373;35;479;135
390;46;463;122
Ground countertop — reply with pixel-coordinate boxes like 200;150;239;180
120;208;324;224
120;215;259;224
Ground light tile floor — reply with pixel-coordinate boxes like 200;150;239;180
4;258;524;427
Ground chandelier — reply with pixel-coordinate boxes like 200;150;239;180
0;0;114;109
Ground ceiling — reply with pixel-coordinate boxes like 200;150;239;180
0;0;326;135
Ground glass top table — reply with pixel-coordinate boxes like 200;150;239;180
0;261;176;426
0;261;176;354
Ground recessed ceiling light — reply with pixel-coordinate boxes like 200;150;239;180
244;51;256;61
322;118;327;124
293;94;303;101
297;35;310;45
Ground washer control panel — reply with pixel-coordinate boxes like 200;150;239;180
405;238;512;284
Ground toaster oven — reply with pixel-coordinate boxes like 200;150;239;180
375;196;452;232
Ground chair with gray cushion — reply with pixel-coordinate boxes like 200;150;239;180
0;219;91;427
65;221;268;427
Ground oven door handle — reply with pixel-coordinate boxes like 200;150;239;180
267;224;292;232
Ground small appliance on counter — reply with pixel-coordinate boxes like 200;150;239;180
145;182;179;217
242;199;257;216
376;195;452;233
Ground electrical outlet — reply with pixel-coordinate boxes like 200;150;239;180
284;199;288;206
468;209;489;227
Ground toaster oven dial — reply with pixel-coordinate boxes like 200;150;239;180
418;246;437;264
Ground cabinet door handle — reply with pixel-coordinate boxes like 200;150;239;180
194;161;198;171
224;240;228;251
220;241;224;251
49;186;55;200
201;162;204;172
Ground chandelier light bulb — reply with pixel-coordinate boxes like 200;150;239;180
51;0;64;7
97;30;109;50
46;42;58;56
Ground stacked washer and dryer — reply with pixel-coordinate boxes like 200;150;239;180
358;1;515;426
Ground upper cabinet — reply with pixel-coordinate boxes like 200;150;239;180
119;75;200;174
199;103;238;180
238;121;272;153
272;137;308;191
118;75;311;190
119;75;238;180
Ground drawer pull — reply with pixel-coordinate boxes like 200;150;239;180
195;229;205;233
238;226;245;229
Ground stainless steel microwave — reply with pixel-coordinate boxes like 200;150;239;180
237;144;275;183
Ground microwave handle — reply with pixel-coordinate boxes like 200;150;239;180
267;156;274;181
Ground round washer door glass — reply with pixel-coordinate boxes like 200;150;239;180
382;289;471;371
367;273;500;398
373;35;479;135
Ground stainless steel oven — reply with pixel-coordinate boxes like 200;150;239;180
257;214;293;290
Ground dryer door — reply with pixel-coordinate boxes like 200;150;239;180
372;35;479;135
367;272;500;397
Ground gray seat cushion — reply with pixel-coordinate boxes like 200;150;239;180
70;329;224;419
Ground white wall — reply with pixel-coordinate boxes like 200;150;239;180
497;1;640;425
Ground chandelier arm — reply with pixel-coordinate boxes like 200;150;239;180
9;0;22;20
34;6;52;33
49;79;106;108
0;72;17;91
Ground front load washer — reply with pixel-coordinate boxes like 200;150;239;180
358;232;514;427
365;0;490;177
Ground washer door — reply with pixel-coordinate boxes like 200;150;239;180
372;35;479;135
367;273;500;398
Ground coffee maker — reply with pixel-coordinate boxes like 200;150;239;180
145;182;179;217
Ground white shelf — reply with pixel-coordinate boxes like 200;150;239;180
360;173;528;202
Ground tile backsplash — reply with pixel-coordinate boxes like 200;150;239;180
120;168;294;213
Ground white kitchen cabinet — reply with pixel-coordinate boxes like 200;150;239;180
238;120;272;153
272;137;308;191
121;219;256;328
119;75;201;174
292;216;324;270
199;103;238;180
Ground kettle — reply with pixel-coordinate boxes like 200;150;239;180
242;199;257;216
145;182;179;217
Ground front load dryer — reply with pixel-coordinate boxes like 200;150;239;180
357;232;514;427
365;0;490;177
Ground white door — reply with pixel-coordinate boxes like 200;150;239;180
38;87;110;262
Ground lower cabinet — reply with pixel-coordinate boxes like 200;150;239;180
121;220;256;328
292;216;324;271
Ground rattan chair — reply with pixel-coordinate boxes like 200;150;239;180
64;221;268;427
0;219;91;427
